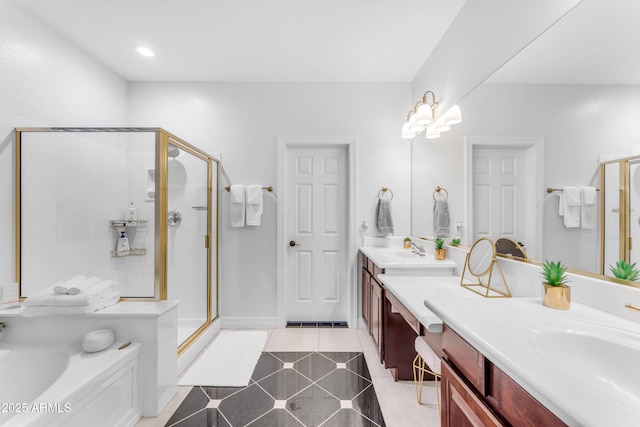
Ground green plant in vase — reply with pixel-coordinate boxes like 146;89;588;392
404;237;412;249
450;238;461;247
541;260;570;309
609;260;640;281
434;238;446;260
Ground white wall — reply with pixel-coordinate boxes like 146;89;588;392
410;0;582;116
0;3;128;288
413;82;640;272
127;82;412;322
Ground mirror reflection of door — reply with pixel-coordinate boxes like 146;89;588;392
472;146;525;247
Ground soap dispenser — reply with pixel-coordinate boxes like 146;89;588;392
126;202;137;221
116;231;130;256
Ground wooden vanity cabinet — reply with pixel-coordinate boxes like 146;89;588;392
441;359;505;427
442;325;567;427
370;276;383;359
361;254;384;360
361;254;371;332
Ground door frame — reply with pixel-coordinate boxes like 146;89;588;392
465;136;544;259
276;135;358;328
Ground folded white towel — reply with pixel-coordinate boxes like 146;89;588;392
59;276;100;296
230;184;246;228
561;187;580;228
24;279;117;307
581;186;597;229
246;185;264;226
53;275;87;295
21;291;121;317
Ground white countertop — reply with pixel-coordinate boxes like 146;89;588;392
360;246;456;274
0;300;180;318
376;273;640;427
378;275;478;333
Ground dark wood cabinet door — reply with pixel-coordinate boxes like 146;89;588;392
370;277;383;360
361;267;371;332
441;359;505;427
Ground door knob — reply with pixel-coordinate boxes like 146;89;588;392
289;240;301;247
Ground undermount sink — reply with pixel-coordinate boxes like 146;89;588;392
519;318;640;402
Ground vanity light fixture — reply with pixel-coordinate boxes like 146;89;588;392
425;123;441;139
402;90;462;140
414;91;438;125
136;46;157;57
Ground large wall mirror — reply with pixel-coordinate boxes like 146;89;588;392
412;0;640;279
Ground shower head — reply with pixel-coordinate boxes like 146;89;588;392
168;144;180;158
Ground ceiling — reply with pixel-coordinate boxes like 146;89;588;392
15;0;466;83
488;0;640;85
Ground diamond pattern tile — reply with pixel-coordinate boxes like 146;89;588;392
166;351;385;427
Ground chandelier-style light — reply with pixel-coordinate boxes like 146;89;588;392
400;90;462;140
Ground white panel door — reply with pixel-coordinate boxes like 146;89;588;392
473;147;525;244
285;146;348;321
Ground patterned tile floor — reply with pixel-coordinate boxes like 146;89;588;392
165;351;385;427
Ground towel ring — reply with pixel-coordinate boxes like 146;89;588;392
378;186;394;200
433;186;448;200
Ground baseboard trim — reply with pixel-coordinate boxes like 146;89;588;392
221;316;280;329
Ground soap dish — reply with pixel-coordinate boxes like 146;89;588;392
82;328;115;353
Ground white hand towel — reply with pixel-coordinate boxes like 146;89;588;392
580;186;597;229
562;186;580;228
245;185;264;226
564;186;581;206
53;275;86;295
229;184;246;228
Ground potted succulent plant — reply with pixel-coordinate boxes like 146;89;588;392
450;238;461;247
434;238;447;260
541;260;570;309
609;260;639;282
404;237;412;249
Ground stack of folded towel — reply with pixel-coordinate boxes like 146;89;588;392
22;275;121;317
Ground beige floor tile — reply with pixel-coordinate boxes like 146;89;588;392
373;378;440;427
135;386;192;427
318;328;363;352
356;327;378;352
264;328;319;351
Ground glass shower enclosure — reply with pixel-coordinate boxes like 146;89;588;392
16;128;218;354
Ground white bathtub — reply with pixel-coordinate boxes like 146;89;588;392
0;342;141;427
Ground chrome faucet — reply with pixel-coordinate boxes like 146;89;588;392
410;242;426;256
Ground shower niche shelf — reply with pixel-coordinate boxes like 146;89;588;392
110;220;148;228
110;220;148;257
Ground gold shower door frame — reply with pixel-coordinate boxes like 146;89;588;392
599;154;640;274
15;127;219;355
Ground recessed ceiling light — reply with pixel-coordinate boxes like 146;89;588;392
136;46;157;57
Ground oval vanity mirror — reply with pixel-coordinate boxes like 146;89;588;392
467;237;496;277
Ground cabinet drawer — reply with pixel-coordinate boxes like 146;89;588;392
443;325;485;394
385;291;420;334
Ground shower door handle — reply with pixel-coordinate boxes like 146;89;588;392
289;240;301;247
